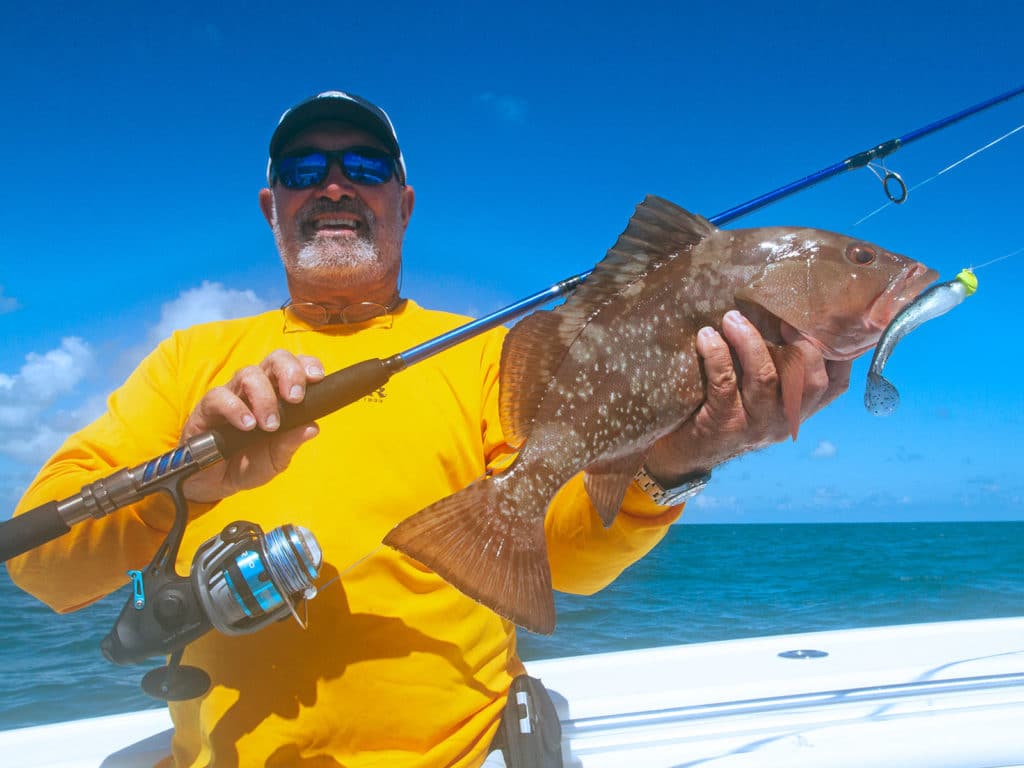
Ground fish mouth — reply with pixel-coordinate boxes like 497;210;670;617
782;260;939;361
866;261;940;334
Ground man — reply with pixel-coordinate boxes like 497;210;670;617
8;91;850;767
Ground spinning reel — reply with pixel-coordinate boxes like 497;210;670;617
101;482;322;700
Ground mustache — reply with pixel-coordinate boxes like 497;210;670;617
298;198;376;229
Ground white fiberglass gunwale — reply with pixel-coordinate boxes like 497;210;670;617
1;617;1022;768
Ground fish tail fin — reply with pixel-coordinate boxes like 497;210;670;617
383;476;556;634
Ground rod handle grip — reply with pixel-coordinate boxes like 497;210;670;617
213;358;395;456
0;501;71;563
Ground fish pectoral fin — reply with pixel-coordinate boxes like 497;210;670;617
500;310;576;445
583;455;647;527
383;477;557;634
768;343;806;441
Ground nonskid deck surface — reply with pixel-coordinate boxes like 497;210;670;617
2;618;1023;767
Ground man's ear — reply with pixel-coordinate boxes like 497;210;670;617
259;187;275;229
400;184;415;230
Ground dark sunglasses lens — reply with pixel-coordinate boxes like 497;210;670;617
276;153;329;189
342;149;394;185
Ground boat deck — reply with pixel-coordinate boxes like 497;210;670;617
2;617;1022;767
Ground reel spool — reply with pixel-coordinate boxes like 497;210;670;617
194;521;321;635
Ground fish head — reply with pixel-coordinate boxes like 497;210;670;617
734;228;938;360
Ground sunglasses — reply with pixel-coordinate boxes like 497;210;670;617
270;146;401;189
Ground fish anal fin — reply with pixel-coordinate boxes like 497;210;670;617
584;453;647;526
500;310;576;446
768;343;806;441
383;478;556;634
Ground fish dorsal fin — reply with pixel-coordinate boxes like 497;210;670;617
563;195;717;314
499;196;716;444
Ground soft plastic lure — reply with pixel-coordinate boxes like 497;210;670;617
865;268;978;416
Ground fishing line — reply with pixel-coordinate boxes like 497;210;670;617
853;121;1024;226
314;544;387;594
971;245;1024;272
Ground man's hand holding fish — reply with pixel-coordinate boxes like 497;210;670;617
644;310;853;485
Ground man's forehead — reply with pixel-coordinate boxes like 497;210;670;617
278;120;388;154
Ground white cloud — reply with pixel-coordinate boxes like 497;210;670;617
0;337;96;465
811;440;837;458
116;281;273;377
149;280;270;344
811;485;854;509
690;494;738;510
2;282;272;472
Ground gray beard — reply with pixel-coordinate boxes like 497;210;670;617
272;212;393;284
296;233;381;273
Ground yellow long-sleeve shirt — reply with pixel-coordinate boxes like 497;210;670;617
8;300;680;767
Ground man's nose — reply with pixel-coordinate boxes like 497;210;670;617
317;161;357;200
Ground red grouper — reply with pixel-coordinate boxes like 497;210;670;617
385;195;937;633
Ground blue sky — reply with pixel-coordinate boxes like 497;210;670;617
1;1;1022;524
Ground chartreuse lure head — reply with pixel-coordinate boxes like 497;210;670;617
955;268;978;296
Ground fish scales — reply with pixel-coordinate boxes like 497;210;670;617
385;195;937;633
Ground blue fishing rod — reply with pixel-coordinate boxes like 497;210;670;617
2;82;1022;564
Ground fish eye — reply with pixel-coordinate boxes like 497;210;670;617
847;244;877;265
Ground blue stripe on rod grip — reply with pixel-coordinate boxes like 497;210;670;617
0;502;71;562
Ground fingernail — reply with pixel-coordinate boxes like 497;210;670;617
290;384;304;400
307;364;324;377
724;310;743;325
265;414;280;429
241;414;256;428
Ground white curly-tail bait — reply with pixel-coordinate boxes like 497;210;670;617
865;268;978;416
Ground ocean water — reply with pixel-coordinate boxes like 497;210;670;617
1;521;1021;732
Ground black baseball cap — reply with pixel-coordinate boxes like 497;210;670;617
267;90;407;183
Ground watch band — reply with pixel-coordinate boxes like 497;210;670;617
633;465;711;506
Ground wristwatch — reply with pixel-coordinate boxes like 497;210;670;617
633;465;711;506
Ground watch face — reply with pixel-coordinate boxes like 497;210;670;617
661;480;705;505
